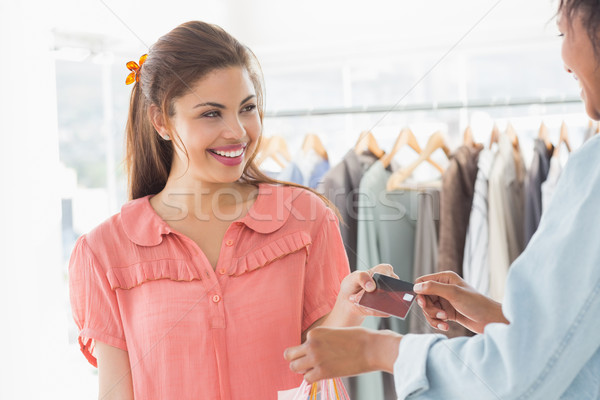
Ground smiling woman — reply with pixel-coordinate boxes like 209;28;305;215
67;20;393;400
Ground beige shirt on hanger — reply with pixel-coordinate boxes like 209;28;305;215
488;133;526;302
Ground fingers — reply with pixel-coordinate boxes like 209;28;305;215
413;280;460;301
369;263;397;279
353;271;377;292
283;344;306;363
416;295;449;331
414;270;461;285
303;366;327;384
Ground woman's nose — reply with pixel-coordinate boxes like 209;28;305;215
221;117;246;139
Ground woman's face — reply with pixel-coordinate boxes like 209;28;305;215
168;66;261;185
559;10;600;120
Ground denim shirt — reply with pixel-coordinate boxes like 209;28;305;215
394;134;600;400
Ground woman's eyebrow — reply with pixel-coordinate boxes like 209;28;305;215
193;95;256;109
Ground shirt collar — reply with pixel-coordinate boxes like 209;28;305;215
121;184;291;247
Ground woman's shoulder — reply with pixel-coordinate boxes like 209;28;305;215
78;196;153;255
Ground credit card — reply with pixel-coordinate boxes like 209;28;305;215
358;273;416;320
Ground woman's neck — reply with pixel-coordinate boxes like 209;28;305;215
151;176;258;223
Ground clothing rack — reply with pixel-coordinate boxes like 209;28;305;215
264;96;583;118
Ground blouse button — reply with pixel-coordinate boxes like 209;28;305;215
225;240;234;247
219;268;226;275
212;294;221;303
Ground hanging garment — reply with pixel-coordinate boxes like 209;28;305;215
317;150;377;400
437;144;482;275
409;187;441;334
541;155;563;213
277;161;303;184
356;160;420;400
279;149;330;188
463;148;495;296
309;157;330;188
317;150;378;272
437;144;482;338
524;138;554;246
488;133;526;302
393;134;600;400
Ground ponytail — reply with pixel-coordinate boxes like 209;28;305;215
125;83;173;200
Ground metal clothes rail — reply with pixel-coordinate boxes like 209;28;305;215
264;96;582;118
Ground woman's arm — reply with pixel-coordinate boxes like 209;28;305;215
95;341;134;400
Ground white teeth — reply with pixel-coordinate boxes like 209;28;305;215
213;148;244;158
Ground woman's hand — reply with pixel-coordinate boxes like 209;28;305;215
414;271;508;334
313;264;398;330
335;264;399;326
285;326;402;383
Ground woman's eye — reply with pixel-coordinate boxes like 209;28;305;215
242;104;257;113
202;110;220;118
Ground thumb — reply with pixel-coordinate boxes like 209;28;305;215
355;271;376;292
413;280;459;301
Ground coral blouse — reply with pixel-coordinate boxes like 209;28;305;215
68;184;350;399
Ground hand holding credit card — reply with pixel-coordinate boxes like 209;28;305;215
357;273;417;319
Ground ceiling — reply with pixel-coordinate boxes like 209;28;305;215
45;0;561;68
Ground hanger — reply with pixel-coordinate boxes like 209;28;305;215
553;121;572;158
380;128;445;173
463;126;476;148
302;133;329;160
386;131;450;191
354;131;385;158
255;135;291;169
537;122;553;152
506;123;520;150
489;123;500;149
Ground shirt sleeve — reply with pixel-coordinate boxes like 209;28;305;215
69;235;127;367
393;137;600;399
301;207;351;332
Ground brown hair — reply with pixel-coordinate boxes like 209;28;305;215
558;0;600;57
125;21;339;217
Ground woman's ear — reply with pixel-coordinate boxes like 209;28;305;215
148;104;170;139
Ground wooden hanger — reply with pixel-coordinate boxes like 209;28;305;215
489;123;500;149
380;128;445;173
537;122;553;152
553;121;572;158
386;131;450;191
302;133;328;161
354;131;385;158
463;126;475;148
506;123;520;150
255;135;291;169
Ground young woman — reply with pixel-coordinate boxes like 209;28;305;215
69;21;392;400
285;1;600;399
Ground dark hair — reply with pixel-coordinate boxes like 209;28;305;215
125;21;340;217
558;0;600;56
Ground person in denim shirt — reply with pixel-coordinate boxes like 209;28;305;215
285;1;600;398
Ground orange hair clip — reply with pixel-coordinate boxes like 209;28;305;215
125;54;148;85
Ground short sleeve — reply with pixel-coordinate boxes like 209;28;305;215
68;236;127;367
302;208;351;332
